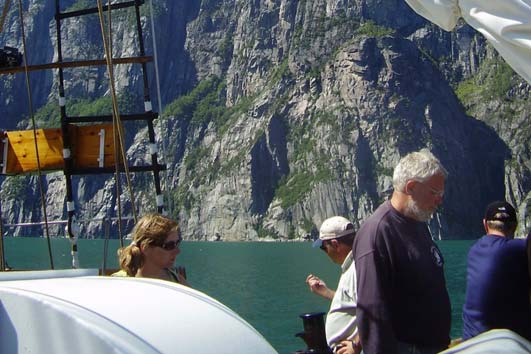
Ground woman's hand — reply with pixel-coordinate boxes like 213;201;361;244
176;266;189;286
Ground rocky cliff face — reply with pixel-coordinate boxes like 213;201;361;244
1;0;529;240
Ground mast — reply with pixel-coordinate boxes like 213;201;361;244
54;0;78;267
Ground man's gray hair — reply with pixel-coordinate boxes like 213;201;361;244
393;149;448;192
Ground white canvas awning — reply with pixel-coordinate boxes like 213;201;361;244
405;0;531;85
0;269;277;354
440;329;531;353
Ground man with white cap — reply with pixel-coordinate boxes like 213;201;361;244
306;216;361;354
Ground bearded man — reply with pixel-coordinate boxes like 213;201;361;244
353;149;451;354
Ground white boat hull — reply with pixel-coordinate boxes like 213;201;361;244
0;269;277;354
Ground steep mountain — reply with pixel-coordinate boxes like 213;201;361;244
1;0;529;240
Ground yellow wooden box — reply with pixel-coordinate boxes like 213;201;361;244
1;124;119;174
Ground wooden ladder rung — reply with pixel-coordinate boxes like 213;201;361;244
0;56;153;75
58;0;144;20
67;112;158;124
71;164;167;176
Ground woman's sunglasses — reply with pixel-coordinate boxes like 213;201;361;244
158;237;182;251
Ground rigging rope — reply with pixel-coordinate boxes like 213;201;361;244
149;0;173;217
0;0;11;35
99;0;123;247
96;0;138;246
101;216;110;271
102;2;120;260
0;11;13;269
17;0;54;269
0;180;6;271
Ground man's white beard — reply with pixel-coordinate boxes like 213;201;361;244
405;199;433;222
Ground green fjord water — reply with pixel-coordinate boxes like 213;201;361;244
1;238;473;353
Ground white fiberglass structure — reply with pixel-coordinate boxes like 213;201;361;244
405;0;531;85
0;269;277;354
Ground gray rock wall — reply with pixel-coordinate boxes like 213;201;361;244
1;0;529;240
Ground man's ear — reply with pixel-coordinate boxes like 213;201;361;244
404;180;416;195
483;219;488;233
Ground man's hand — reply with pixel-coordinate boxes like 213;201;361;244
336;338;361;354
306;274;335;300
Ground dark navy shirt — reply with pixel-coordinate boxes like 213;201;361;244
353;201;451;354
462;235;531;340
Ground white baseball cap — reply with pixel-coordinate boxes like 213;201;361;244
312;216;355;248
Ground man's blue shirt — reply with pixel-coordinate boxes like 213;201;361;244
462;235;531;340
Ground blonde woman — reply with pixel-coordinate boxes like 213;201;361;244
112;214;188;285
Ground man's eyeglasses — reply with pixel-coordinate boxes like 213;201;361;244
418;181;444;197
158;237;182;251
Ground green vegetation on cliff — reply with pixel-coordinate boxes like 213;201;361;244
355;20;394;37
274;166;333;209
455;57;517;104
30;92;142;129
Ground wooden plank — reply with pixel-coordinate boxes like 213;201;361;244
70;124;119;169
2;124;123;174
5;129;64;174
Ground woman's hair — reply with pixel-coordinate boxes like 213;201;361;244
117;214;179;276
392;149;448;192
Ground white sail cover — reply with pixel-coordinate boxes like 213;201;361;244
440;329;531;353
404;0;531;85
0;269;278;354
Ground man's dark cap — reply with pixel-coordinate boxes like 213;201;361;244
484;201;517;223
